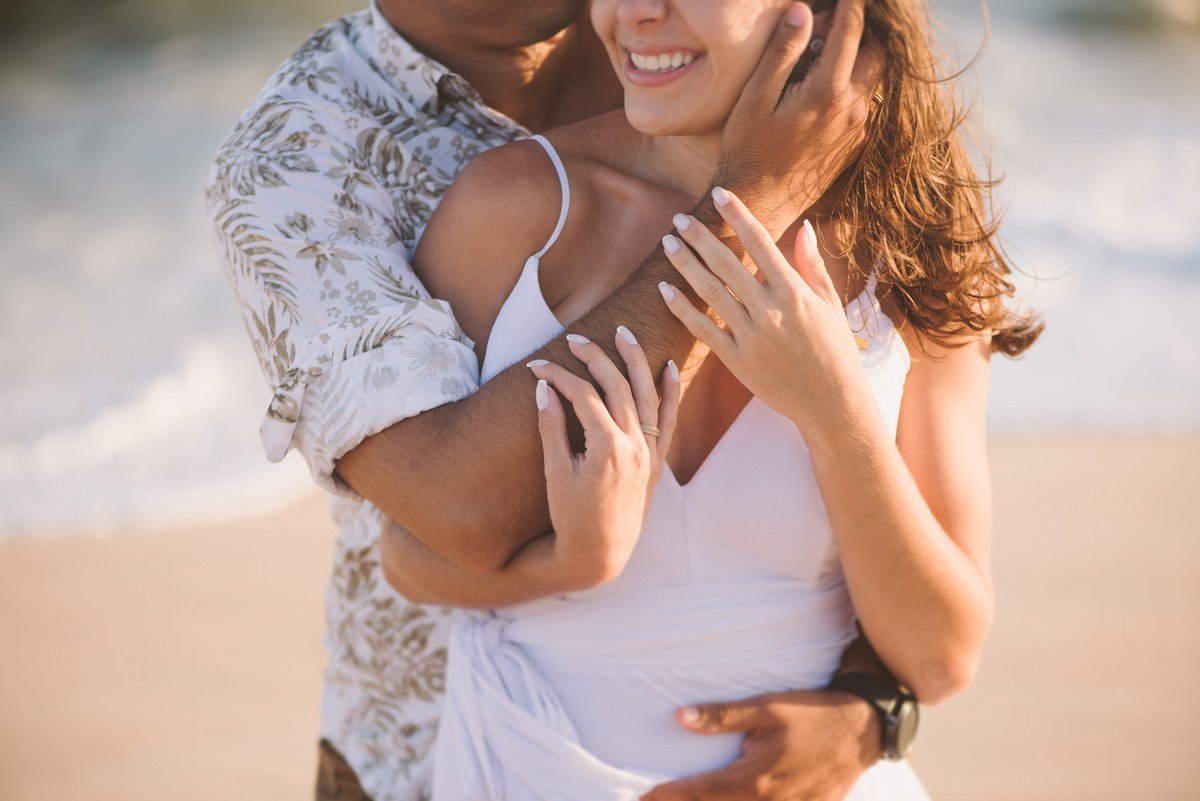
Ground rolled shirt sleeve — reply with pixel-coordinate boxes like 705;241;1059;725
204;95;480;499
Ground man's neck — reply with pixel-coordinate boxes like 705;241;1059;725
376;2;621;131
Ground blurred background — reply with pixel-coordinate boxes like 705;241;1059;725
0;0;1197;799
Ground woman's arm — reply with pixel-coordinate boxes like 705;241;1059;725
804;331;993;706
659;189;993;705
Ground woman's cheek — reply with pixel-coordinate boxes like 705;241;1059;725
588;0;618;51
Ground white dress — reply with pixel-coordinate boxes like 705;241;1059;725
431;135;930;800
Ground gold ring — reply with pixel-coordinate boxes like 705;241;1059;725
871;92;885;106
640;423;662;438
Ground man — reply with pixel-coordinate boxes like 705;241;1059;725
205;1;897;799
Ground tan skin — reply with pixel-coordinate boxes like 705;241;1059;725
336;0;902;797
401;11;990;701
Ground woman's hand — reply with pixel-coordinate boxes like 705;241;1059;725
528;328;680;589
657;186;869;446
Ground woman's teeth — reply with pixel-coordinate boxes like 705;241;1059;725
629;51;697;73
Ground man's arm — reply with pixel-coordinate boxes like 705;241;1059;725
335;198;708;574
337;3;872;574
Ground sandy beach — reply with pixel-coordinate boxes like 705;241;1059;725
1;435;1197;801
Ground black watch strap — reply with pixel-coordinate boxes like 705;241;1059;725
828;671;919;761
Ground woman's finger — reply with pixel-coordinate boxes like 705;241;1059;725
614;326;660;444
662;233;751;331
669;213;766;311
534;378;573;478
527;359;619;437
707;188;801;293
657;281;738;365
655;359;682;471
793;219;842;306
565;334;641;436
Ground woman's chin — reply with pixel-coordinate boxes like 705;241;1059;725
622;107;677;137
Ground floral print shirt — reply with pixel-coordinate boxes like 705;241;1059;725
203;4;529;798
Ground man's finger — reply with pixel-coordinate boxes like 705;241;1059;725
676;697;773;734
739;2;813;109
814;0;867;88
849;35;886;97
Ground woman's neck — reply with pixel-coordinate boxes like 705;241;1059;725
633;131;724;201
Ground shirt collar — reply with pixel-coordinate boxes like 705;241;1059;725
368;0;491;115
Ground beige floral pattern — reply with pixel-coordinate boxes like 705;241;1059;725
203;3;529;798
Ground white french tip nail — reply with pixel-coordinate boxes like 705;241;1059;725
662;234;681;254
526;359;550;368
658;281;677;303
711;186;731;207
535;379;549;411
667;359;679;382
672;213;692;232
802;218;816;247
565;333;590;345
617;325;638;346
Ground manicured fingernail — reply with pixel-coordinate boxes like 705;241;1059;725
526;359;550;368
658;281;677;302
662;234;681;254
680;706;700;724
802;218;817;249
786;2;809;27
672;213;691;232
535;379;549;410
711;186;731;207
565;333;590;345
667;359;679;382
617;325;638;346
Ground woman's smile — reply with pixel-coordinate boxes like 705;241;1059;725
623;46;706;87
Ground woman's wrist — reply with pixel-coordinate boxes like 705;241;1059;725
793;379;889;463
550;533;621;593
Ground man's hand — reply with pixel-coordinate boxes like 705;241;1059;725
641;690;882;801
715;0;883;239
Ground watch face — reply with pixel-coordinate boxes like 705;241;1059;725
894;699;920;757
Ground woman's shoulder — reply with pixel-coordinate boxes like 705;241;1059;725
425;137;567;256
412;138;569;350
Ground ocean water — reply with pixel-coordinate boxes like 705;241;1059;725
1;1;1197;536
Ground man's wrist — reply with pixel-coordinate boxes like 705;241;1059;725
830;672;920;761
827;687;885;765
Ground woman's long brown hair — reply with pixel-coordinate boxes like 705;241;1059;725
828;0;1043;358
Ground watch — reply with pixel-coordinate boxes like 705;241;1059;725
828;671;920;761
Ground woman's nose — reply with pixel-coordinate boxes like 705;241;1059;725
616;0;668;28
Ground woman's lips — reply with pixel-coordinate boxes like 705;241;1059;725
623;50;705;87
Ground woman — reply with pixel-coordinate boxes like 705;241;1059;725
394;0;1041;797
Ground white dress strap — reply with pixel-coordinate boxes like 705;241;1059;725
528;134;571;260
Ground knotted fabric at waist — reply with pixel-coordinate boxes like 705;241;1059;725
430;579;857;800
